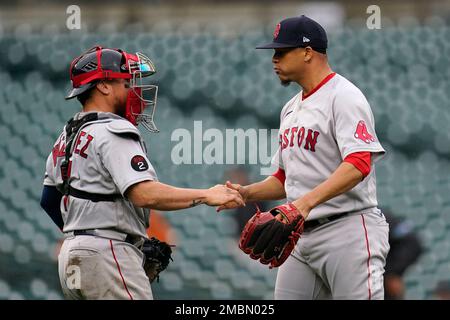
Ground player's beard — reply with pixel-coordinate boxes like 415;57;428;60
115;97;127;118
117;105;126;118
277;73;292;87
114;82;131;118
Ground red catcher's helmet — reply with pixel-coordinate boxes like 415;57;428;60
66;46;159;133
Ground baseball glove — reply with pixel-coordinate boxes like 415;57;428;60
142;237;174;283
239;203;305;268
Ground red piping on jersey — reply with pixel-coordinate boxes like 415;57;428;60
63;195;69;211
272;168;286;185
302;72;336;100
361;215;372;300
343;152;371;177
110;240;133;300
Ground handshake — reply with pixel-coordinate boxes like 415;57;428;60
205;181;247;211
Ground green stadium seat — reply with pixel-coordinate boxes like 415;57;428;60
230;270;256;291
196;270;216;290
44;290;63;300
215;214;238;237
31;232;51;254
30;278;48;299
0;126;12;151
160;271;183;292
210;280;232;299
181;239;205;258
7;291;25;300
0;278;12;299
245;280;269;299
179;260;201;282
17;221;36;242
0;233;14;254
13;245;32;264
404;283;426;300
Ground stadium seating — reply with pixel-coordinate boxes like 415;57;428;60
0;20;449;300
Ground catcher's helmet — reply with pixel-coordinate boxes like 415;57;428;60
66;47;131;100
66;46;159;132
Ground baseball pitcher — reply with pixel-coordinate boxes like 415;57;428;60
219;16;390;300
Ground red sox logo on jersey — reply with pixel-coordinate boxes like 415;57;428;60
279;126;320;152
354;120;375;144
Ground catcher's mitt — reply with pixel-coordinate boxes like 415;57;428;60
142;237;174;283
239;203;305;268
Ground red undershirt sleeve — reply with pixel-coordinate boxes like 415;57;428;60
272;168;286;185
343;151;371;178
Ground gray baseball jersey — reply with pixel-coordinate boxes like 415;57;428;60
43;111;158;238
45;111;158;299
272;73;389;300
272;73;385;220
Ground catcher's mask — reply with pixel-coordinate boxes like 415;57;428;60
66;46;159;133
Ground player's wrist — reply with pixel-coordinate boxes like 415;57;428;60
202;188;214;205
291;197;314;219
239;185;250;201
246;180;270;202
304;192;320;209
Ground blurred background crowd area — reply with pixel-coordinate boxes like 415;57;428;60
0;0;450;300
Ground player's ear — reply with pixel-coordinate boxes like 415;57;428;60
303;47;313;63
95;80;112;96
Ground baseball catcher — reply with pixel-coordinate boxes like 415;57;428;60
239;203;304;268
40;45;244;300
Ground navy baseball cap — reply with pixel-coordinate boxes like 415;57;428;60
256;15;328;53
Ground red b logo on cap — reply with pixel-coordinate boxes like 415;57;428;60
273;23;281;39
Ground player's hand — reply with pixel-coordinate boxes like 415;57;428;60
216;181;249;212
205;184;245;207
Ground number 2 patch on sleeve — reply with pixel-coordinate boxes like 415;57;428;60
131;155;149;172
